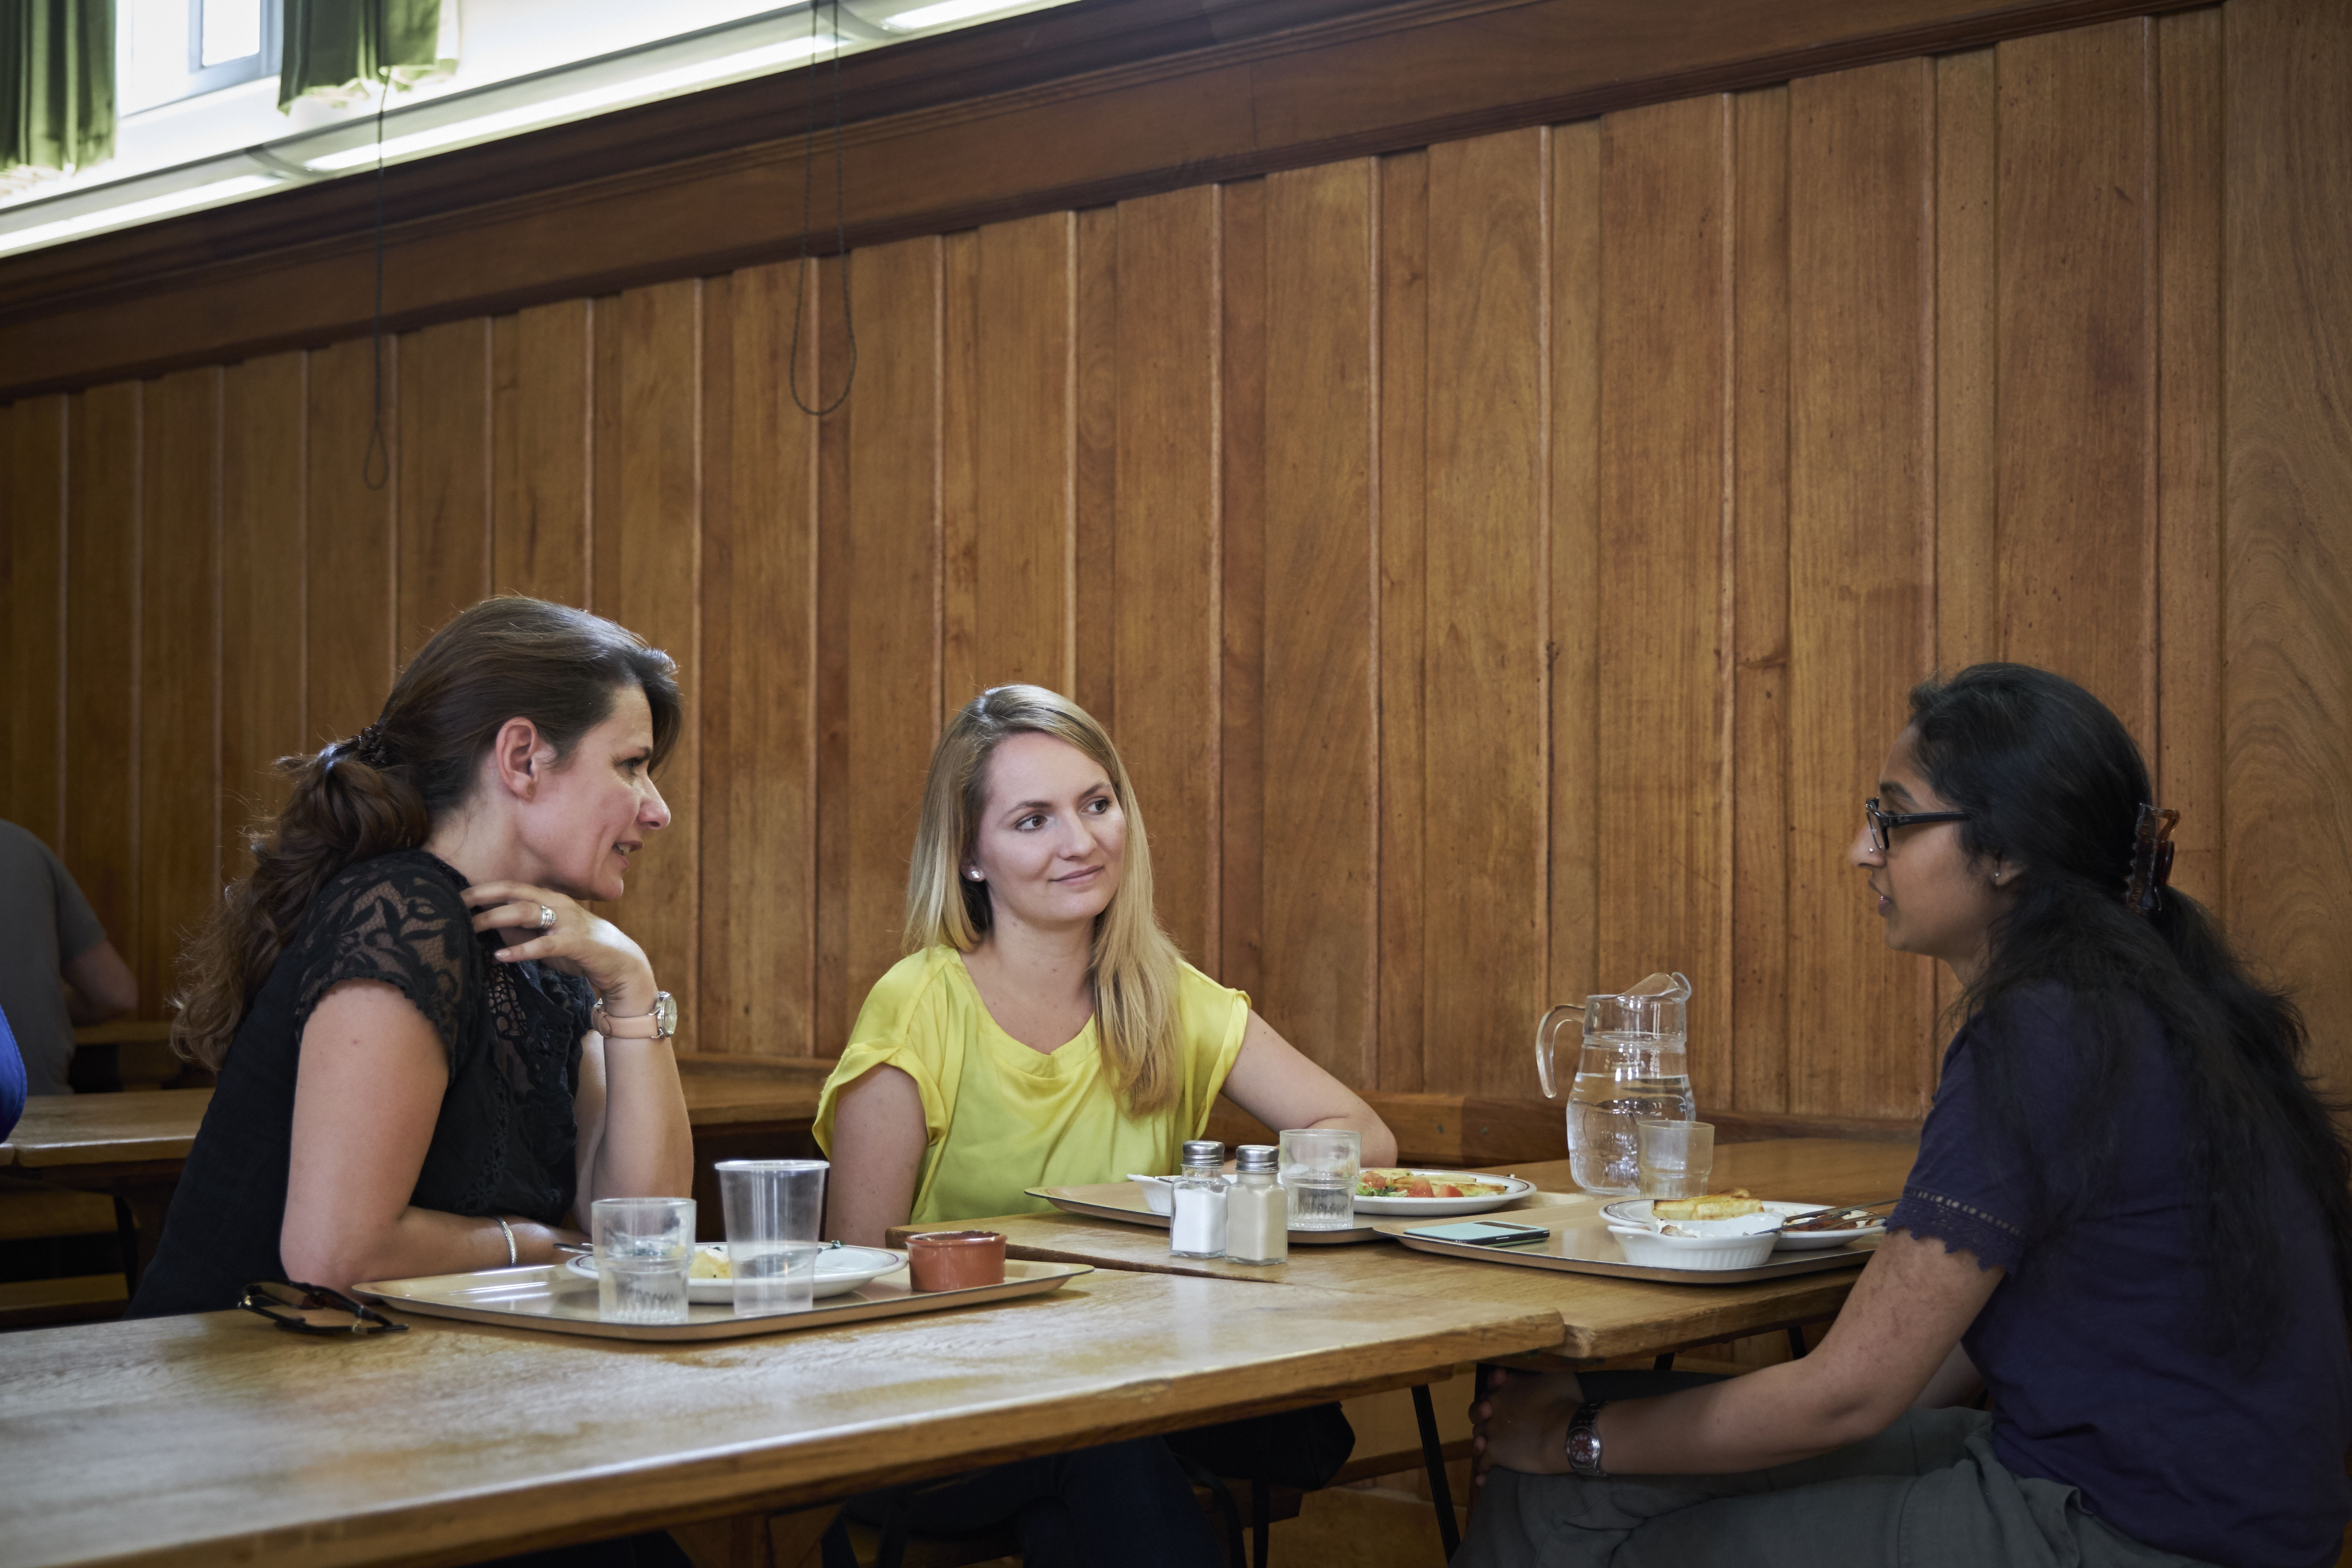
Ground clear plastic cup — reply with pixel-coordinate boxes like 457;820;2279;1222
1636;1119;1714;1201
715;1159;829;1317
1278;1128;1361;1231
592;1196;696;1324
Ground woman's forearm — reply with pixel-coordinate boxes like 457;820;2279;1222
1594;1358;1893;1476
1307;1109;1398;1167
584;1038;694;1203
284;1208;570;1295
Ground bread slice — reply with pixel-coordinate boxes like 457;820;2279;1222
1650;1189;1760;1221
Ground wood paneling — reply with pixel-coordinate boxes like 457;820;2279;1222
6;1;2348;1121
136;369;220;1012
2224;0;2351;1075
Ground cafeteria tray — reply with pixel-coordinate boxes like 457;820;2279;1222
1029;1182;1388;1244
352;1256;1092;1342
1374;1212;1880;1285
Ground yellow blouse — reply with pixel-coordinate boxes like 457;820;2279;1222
813;945;1251;1225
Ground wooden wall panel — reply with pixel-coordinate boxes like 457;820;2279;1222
1423;129;1546;1098
1787;61;1940;1120
11;0;2346;1122
1729;88;1792;1114
491;301;592;607
818;239;940;1043
700;263;817;1058
1;396;64;846
1111;187;1221;969
1997;19;2158;738
593;281;704;1040
2224;0;2352;1084
1260;160;1375;1083
1375;149;1430;1095
1597;100;1730;1099
306;338;396;746
136;369;220;1016
218;354;307;872
62;383;142;977
396;320;492;661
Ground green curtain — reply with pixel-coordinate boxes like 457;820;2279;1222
0;0;115;179
280;0;454;111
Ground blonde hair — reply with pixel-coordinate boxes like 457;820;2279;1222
906;685;1186;1116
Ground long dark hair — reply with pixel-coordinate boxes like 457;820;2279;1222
172;597;681;1070
1907;663;2350;1357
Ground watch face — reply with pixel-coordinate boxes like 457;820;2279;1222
653;991;678;1037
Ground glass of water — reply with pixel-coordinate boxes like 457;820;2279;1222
1278;1128;1361;1231
592;1196;696;1325
1636;1119;1714;1200
716;1159;829;1317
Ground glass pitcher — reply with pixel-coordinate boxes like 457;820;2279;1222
1535;972;1696;1195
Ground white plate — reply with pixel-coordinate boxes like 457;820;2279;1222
1602;1199;1885;1251
567;1243;905;1302
1350;1173;1536;1217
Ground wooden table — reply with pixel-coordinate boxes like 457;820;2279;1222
896;1139;1918;1366
0;1267;1561;1568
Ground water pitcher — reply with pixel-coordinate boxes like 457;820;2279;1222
1535;971;1695;1195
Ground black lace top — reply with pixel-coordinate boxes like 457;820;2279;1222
129;850;594;1317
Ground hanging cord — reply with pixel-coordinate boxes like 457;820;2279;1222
362;73;392;490
788;0;856;416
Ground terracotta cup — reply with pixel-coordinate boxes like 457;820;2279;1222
906;1230;1007;1292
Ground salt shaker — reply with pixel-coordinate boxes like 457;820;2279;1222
1168;1139;1228;1259
1223;1144;1288;1265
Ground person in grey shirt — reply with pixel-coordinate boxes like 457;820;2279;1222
0;819;136;1095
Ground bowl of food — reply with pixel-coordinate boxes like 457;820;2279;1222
1602;1190;1783;1270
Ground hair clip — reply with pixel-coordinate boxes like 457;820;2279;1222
353;723;396;770
2124;803;2179;916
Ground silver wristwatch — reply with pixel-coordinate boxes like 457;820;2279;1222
594;991;678;1040
1565;1399;1608;1478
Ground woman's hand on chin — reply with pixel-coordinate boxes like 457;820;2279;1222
1470;1366;1586;1484
463;881;658;1012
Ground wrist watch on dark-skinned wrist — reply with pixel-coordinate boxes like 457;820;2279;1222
594;991;678;1040
1565;1400;1609;1478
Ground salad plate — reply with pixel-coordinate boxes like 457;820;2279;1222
1350;1170;1536;1217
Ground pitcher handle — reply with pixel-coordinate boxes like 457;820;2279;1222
1534;1003;1584;1100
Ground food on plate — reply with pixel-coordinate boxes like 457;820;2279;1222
1651;1189;1762;1221
688;1246;732;1279
1355;1169;1510;1200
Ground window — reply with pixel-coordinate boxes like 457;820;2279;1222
119;0;283;117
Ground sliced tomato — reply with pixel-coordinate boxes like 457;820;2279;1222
1433;1183;1462;1198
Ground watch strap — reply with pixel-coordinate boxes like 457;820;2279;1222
594;991;676;1039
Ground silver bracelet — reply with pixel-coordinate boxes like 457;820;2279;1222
495;1216;517;1269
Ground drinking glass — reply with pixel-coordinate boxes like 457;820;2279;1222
716;1159;829;1317
592;1196;696;1324
1636;1119;1714;1200
1278;1128;1361;1231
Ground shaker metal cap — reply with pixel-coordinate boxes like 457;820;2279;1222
1235;1144;1278;1172
1180;1139;1224;1170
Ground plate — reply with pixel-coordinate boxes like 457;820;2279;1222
1601;1199;1886;1251
1350;1172;1537;1217
566;1243;904;1301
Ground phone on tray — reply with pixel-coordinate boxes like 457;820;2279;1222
1407;1219;1551;1247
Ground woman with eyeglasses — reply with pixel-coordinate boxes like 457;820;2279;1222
1460;663;2352;1568
129;597;693;1322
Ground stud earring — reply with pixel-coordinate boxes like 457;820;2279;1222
964;868;983;883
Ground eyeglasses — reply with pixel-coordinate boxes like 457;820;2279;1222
238;1280;408;1337
1863;797;1971;853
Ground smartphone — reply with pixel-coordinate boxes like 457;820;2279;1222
1408;1219;1551;1247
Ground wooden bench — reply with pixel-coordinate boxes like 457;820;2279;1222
0;1176;128;1330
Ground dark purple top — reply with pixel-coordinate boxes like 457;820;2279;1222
1890;990;2351;1568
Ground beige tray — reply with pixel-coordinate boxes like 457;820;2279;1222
353;1257;1093;1341
1029;1181;1580;1245
1376;1214;1880;1284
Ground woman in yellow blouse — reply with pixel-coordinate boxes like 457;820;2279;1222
819;683;1396;1245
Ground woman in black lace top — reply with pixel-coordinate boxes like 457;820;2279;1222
131;597;694;1317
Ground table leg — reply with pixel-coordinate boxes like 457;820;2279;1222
1411;1382;1460;1560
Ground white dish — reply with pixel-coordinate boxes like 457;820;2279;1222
1126;1174;1178;1215
1605;1223;1779;1270
1601;1198;1886;1251
568;1243;904;1302
1350;1173;1536;1218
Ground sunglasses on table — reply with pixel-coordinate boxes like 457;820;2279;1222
1863;798;1971;853
238;1280;409;1337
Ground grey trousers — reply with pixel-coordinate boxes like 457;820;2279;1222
1455;1375;2212;1568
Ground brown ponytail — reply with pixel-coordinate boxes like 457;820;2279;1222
171;597;680;1070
